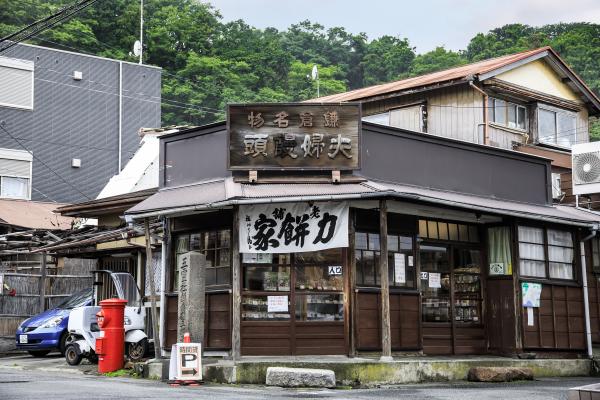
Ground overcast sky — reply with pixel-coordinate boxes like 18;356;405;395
204;0;600;53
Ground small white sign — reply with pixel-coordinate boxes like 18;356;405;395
489;262;505;275
527;307;534;326
328;265;342;276
168;342;202;381
394;254;406;284
428;272;441;289
407;256;414;267
242;253;273;264
267;295;288;312
19;334;27;344
420;271;428;280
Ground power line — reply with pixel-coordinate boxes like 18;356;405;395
0;124;91;201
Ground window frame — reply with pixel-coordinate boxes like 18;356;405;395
0;56;34;111
590;236;600;275
355;230;416;289
517;224;577;282
173;228;232;291
0;175;30;200
488;97;528;133
537;104;578;149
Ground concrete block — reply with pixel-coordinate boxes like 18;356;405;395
467;367;533;382
265;367;336;388
144;359;169;380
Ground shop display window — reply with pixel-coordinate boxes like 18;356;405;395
243;265;291;292
295;265;343;291
355;232;415;288
241;295;291;321
453;248;482;323
241;249;344;322
295;294;344;321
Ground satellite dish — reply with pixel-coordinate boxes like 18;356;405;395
133;40;142;57
311;65;318;80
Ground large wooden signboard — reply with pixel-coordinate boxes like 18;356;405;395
228;103;361;170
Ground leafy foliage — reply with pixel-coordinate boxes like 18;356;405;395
2;1;600;135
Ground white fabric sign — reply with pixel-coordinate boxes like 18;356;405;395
239;202;349;253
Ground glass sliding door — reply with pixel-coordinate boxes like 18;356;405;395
421;245;451;323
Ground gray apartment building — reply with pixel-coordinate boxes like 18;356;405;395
0;43;161;204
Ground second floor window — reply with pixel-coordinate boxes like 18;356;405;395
538;106;577;148
488;98;527;131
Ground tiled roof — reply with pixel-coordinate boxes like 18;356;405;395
125;177;600;228
0;199;74;230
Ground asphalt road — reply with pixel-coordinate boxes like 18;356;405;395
0;354;598;400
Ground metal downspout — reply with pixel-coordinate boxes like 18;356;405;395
579;212;598;359
159;220;167;356
118;61;123;172
469;81;489;145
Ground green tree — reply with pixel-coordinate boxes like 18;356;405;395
361;36;415;85
408;46;466;76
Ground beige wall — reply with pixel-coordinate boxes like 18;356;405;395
363;85;525;150
494;60;581;102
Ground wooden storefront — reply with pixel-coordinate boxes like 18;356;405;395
160;207;592;358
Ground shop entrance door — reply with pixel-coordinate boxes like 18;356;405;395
240;249;347;355
420;244;485;355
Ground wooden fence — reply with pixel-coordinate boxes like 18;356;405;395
0;256;96;337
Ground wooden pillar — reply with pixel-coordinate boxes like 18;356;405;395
145;218;162;359
38;252;47;313
231;206;241;360
348;209;356;356
379;200;392;361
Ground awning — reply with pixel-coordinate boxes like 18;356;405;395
125;177;600;228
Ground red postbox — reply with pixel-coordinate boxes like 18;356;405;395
96;298;127;373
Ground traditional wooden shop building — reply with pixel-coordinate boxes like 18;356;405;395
126;103;600;358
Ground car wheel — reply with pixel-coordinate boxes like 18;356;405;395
127;339;147;362
28;350;50;357
65;344;82;366
59;332;68;355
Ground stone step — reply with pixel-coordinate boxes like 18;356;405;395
467;367;534;382
265;366;336;388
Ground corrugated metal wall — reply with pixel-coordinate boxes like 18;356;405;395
0;44;161;204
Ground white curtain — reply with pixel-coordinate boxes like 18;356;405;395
488;226;512;275
1;176;28;199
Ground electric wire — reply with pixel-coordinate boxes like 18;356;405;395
0;124;92;201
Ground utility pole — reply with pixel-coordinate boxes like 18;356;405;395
139;0;144;64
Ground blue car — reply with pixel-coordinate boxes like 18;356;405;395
16;288;93;357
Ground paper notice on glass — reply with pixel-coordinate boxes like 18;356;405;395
527;307;534;326
522;282;542;308
429;272;441;288
394;254;406;284
267;296;288;312
242;253;273;264
408;256;414;267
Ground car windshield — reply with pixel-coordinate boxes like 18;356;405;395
56;288;92;309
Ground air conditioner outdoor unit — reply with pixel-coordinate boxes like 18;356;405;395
572;141;600;195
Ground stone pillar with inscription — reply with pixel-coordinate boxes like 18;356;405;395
176;251;206;345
